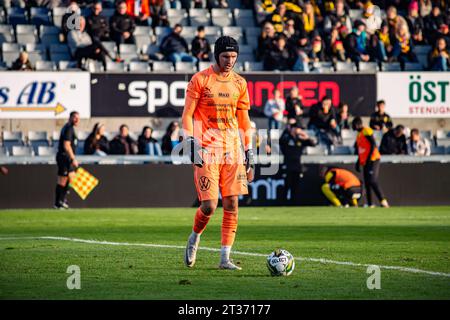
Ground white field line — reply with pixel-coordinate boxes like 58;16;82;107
1;235;450;278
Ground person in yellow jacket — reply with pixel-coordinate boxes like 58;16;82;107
320;166;362;207
352;117;389;208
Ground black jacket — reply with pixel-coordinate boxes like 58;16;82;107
110;12;135;38
280;129;316;172
308;104;336;130
109;135;138;155
191;36;211;61
263;45;292;71
160;32;189;56
84;134;109;155
369;111;393;130
87;13;110;41
379;130;407;155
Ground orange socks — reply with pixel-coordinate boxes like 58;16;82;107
193;207;212;234
221;209;238;247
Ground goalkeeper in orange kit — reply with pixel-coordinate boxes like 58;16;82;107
182;36;254;270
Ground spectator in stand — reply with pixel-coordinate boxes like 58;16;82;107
419;0;433;17
67;16;104;69
109;124;138;155
161;121;181;155
406;1;426;45
424;5;447;44
285;86;305;127
336;102;351;132
436;24;450;46
291;30;312;71
67;16;117;69
308;96;340;148
84;123;109;156
10;52;34;71
191;26;212;62
380;124;407;155
263;89;286;130
263;34;293;71
370;100;393;132
326;26;347;62
110;0;136;49
428;37;450;71
392;23;418;69
266;2;291;34
302;0;317;37
344;20;372;68
375;20;394;62
148;0;170;28
61;0;81;38
407;128;431;156
86;1;111;42
386;6;408;41
323;0;352;35
257;22;276;61
309;33;326;62
255;0;277;25
138;126;162;156
160;24;197;64
283;18;300;42
362;1;382;35
125;0;151;26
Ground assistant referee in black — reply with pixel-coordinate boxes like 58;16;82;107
54;111;80;209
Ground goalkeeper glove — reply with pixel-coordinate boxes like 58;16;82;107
185;136;205;168
245;149;255;173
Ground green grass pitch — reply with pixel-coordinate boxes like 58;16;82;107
0;207;449;300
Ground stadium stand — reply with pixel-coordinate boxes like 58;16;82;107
0;0;445;72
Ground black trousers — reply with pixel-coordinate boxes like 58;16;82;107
284;170;301;205
74;42;107;68
335;186;362;206
363;159;385;206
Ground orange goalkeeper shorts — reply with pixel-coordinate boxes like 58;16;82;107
193;150;249;201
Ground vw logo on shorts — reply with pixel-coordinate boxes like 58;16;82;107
199;176;211;191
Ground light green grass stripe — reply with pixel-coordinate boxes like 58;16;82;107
1;235;450;279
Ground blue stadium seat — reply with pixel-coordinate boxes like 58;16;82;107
430;146;446;155
15;24;39;45
0;24;14;44
381;62;401;71
222;26;244;44
28;131;50;154
39;25;61;46
244;61;263;71
37;146;56;156
189;8;210;27
106;61;126;72
167;8;188;27
358;62;379;72
211;8;233;27
30;10;51;27
35;60;57;71
7;7;27;26
1;42;22;67
152;61;174;72
128;61;150;72
12;146;34;156
331;146;353;155
175;61;196;72
233;9;256;27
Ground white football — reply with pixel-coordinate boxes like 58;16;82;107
266;249;295;276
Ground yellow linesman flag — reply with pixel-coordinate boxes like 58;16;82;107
69;167;99;200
